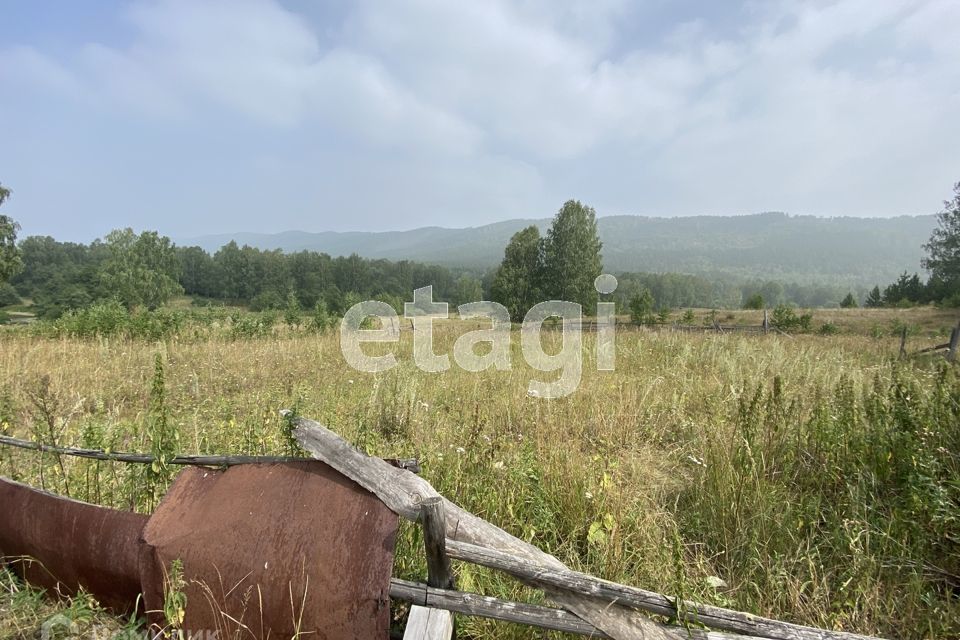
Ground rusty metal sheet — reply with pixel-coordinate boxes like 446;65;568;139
0;477;148;612
140;461;399;639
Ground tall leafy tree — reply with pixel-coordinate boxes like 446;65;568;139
0;183;22;284
100;229;183;310
490;226;544;322
922;180;960;295
542;200;603;310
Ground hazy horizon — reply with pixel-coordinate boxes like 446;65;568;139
2;0;958;242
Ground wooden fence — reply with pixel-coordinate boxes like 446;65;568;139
1;418;888;640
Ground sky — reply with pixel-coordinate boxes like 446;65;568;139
1;0;958;242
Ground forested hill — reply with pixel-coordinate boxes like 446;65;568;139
182;212;935;288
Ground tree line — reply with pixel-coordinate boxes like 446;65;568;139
0;201;485;319
859;181;960;308
3;181;960;321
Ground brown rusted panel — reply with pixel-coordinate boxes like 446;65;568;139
141;461;399;639
0;477;147;612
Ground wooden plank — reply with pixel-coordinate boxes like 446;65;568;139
422;497;455;590
390;578;747;639
0;434;421;472
446;540;881;640
288;415;887;640
404;605;454;640
391;578;608;637
288;414;676;640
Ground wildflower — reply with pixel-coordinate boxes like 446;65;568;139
456;446;465;454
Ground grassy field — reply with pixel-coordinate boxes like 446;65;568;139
1;305;958;639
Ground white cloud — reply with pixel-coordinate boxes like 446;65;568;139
1;0;958;237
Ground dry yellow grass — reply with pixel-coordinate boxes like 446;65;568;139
0;308;957;638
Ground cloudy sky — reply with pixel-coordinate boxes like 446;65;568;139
1;0;958;241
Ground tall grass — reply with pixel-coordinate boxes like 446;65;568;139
0;314;957;638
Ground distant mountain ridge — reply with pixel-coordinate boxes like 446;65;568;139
179;212;936;288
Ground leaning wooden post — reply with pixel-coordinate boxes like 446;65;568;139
899;326;908;359
948;323;960;362
422;497;454;590
405;497;455;639
762;309;769;335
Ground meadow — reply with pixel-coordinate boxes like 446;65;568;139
1;305;958;639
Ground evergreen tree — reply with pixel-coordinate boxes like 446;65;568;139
490;226;543;322
629;288;655;325
865;286;883;308
840;292;857;308
541;200;603;310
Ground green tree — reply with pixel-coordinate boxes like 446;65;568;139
840;292;858;308
452;274;483;307
0;183;22;284
541;200;603;311
490;226;544;322
865;286;883;308
100;229;183;310
629;288;655;325
743;293;765;310
922;181;960;296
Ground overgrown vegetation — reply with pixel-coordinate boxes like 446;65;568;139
0;310;957;639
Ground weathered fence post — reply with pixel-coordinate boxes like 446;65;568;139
405;497;455;639
949;323;960;362
899;326;908;359
762;309;769;335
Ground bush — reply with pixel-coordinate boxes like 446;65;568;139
818;322;839;335
940;292;960;308
743;293;764;310
311;301;333;332
771;304;813;332
249;291;284;312
54;300;131;338
0;311;9;325
0;283;20;307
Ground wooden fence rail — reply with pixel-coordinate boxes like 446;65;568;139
0;420;892;640
287;414;886;640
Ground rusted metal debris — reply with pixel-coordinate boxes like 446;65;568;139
0;462;400;639
141;462;399;638
0;478;148;612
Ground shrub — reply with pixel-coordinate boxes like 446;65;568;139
311;301;333;332
818;322;839;335
249;291;284;312
743;293;764;310
0;283;20;307
771;304;813;332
